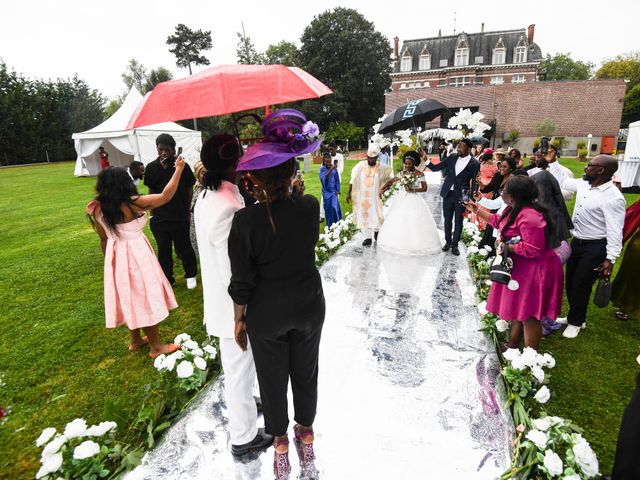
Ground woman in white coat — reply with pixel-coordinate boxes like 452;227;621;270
194;134;273;456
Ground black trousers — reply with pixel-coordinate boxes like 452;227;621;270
150;220;197;283
442;191;464;246
565;237;607;327
612;373;640;479
249;322;324;436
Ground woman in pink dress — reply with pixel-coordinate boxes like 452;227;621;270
86;158;187;358
473;151;498;229
466;175;564;350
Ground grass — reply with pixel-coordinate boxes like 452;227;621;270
0;156;635;476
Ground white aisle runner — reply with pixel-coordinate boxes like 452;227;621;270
127;173;513;480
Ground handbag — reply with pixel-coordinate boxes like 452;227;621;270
593;277;612;308
490;246;513;285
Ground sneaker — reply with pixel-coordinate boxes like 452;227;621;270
186;277;197;290
231;428;274;457
555;317;568;325
562;325;582;339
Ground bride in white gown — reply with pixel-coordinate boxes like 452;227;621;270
377;151;442;256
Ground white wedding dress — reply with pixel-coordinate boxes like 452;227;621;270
377;174;443;256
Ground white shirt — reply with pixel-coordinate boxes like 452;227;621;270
562;178;626;262
331;152;345;178
451;154;472;190
548;161;575;200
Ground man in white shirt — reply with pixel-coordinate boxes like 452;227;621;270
559;155;626;338
545;144;575;200
329;142;345;179
128;161;145;186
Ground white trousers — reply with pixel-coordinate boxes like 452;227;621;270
219;337;258;445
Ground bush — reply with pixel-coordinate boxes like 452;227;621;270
578;148;589;159
535;118;556;138
576;139;587;150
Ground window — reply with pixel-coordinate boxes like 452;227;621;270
514;46;527;63
512;74;525;84
475;77;484;85
439;59;448;67
474;56;484;64
490;75;504;85
423;81;430;88
450;76;471;87
419;53;431;70
493;38;506;65
438;79;446;87
400;53;412;72
399;83;407;89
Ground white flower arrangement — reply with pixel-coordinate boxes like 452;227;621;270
447;108;491;138
315;213;359;267
154;335;217;391
35;418;117;479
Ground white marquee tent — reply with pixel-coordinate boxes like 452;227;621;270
72;88;202;176
619;120;640;187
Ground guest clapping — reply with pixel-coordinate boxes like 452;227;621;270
466;176;564;349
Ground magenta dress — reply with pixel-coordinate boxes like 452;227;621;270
87;201;178;329
486;207;563;322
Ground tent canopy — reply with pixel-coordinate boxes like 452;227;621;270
72;88;202;177
619;120;640;188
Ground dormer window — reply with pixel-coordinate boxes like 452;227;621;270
492;38;506;65
419;47;431;70
514;37;527;63
400;49;412;72
454;37;469;66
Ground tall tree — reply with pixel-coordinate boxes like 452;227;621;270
166;24;212;75
145;67;173;93
596;52;640;89
539;53;594;81
121;58;148;93
299;8;392;129
264;41;300;66
236;26;265;65
622;83;640;127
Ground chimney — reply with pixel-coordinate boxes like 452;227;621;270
527;24;535;44
393;36;399;61
481;23;485;33
438;29;442;37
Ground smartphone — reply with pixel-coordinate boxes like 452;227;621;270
177;146;183;157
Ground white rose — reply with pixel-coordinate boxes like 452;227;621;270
543;449;564;476
467;246;479;254
173;333;191;345
73;440;101;460
36;427;57;447
485;280;493;286
503;348;521;362
562;475;581;480
538;352;556;369
190;347;204;357
193;356;207;371
203;345;217;359
573;438;599;478
495;320;509;332
176;360;195;379
547;416;564;426
520;347;539;367
531;366;545;383
63;418;88;439
477;301;487;315
511;356;528;371
478;249;488;257
36;453;63;478
182;340;199;350
153;354;166;370
525;429;548;449
42;435;66;457
84;421;117;437
484;245;492;252
534;386;551;404
532;417;551;431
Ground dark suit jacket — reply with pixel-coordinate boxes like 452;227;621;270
427;154;480;198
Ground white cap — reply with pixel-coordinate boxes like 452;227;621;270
367;144;381;158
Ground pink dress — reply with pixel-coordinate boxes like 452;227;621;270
87;201;177;329
486;207;563;322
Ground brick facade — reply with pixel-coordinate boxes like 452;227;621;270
384;79;626;138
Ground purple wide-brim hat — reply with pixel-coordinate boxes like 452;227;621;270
236;109;320;172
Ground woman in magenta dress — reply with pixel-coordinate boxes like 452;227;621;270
466;175;563;349
86;158;187;358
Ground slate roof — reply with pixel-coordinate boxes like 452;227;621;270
393;28;543;73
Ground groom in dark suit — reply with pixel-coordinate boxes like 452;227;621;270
424;138;479;256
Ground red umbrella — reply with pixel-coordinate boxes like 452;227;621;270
127;64;332;129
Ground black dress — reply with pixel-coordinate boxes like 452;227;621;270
228;194;325;436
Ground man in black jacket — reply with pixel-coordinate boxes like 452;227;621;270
424;138;479;256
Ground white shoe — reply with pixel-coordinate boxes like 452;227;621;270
562;325;582;338
555;317;568;324
186;277;197;290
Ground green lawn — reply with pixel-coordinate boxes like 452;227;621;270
0;157;636;476
540;157;640;474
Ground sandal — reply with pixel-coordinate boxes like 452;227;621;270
615;310;629;321
148;343;181;359
128;336;149;351
273;437;291;480
293;424;318;478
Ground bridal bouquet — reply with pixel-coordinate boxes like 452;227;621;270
398;171;417;192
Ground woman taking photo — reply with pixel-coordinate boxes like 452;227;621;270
227;110;324;479
466;175;564;349
86;159;186;358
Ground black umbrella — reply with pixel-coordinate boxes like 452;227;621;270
378;98;450;134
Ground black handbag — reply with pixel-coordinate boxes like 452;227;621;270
594;277;612;308
490;247;513;285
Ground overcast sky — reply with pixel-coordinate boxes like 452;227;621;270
2;0;638;100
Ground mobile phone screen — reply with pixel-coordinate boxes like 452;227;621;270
177;146;183;156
